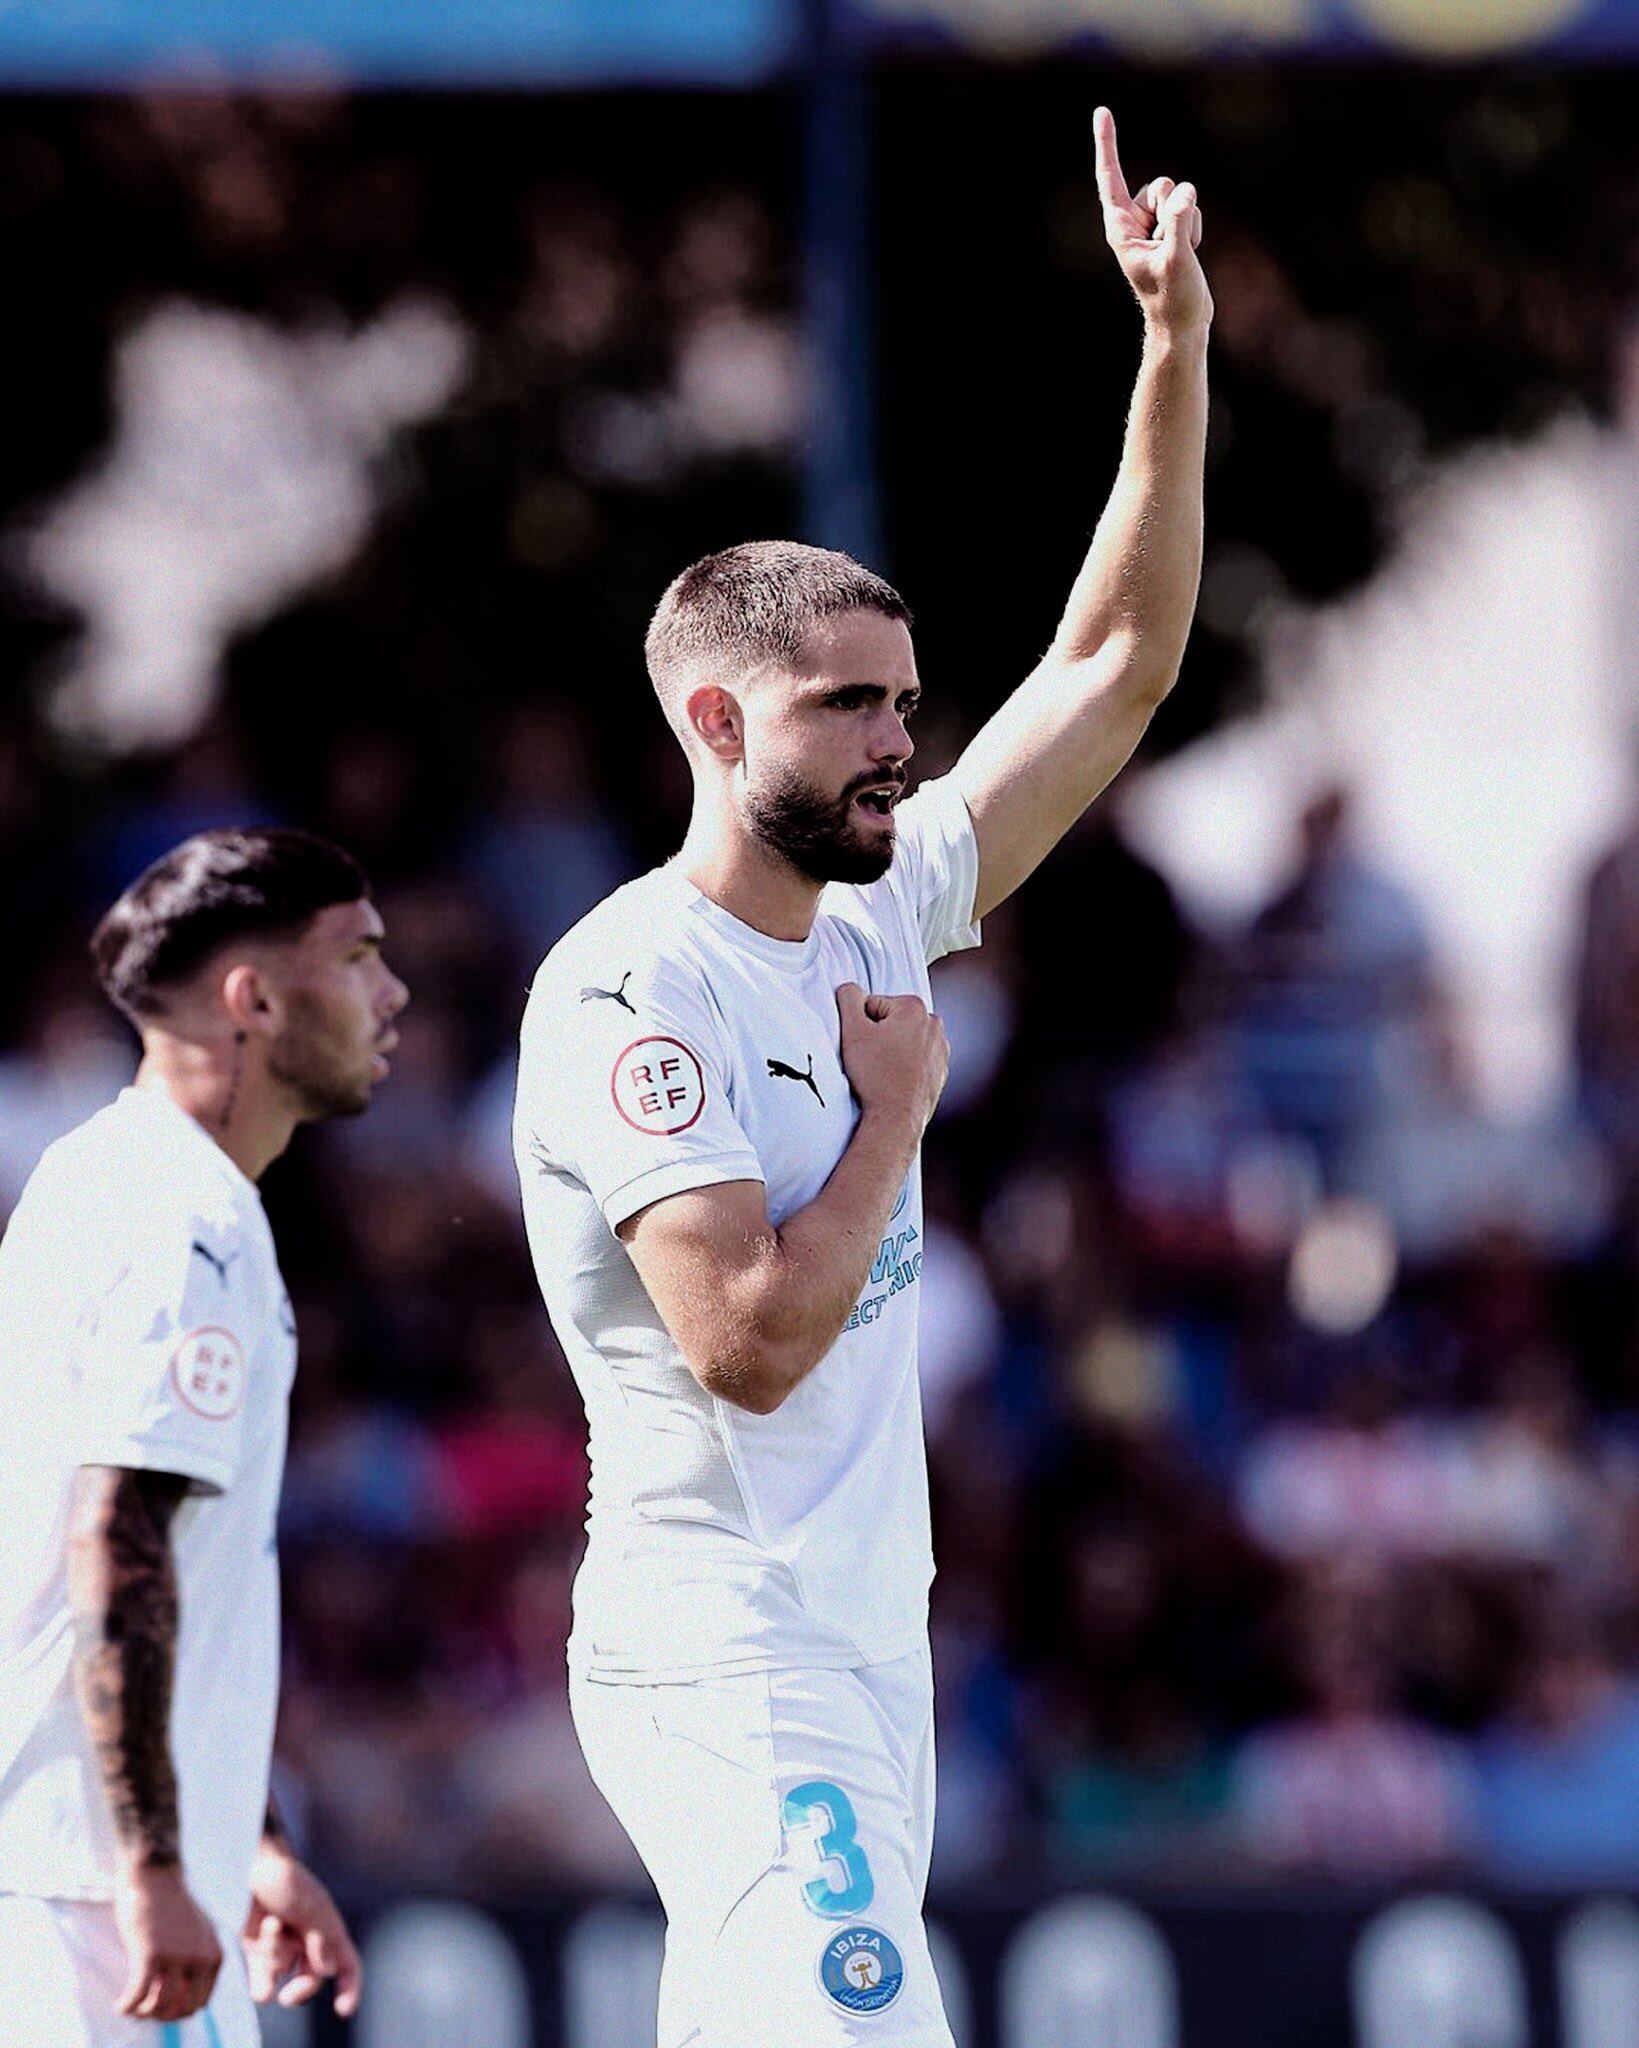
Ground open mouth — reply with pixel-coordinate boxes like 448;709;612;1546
854;785;899;818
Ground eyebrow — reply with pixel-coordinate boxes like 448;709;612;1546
811;681;921;703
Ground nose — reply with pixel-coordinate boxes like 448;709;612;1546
384;969;410;1018
874;708;914;767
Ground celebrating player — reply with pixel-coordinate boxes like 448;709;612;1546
0;829;407;2046
514;108;1208;2046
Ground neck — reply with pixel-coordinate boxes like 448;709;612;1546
677;805;824;943
135;1033;299;1183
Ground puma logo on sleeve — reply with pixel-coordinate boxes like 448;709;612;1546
580;971;636;1014
190;1239;240;1286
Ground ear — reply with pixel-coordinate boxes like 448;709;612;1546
221;961;281;1038
686;682;744;766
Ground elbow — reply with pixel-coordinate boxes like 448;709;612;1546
1131;647;1181;703
1135;652;1185;710
720;1372;790;1417
1043;639;1180;722
680;1261;820;1415
1093;639;1182;714
691;1337;803;1416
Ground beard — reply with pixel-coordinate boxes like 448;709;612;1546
267;996;378;1120
745;764;900;885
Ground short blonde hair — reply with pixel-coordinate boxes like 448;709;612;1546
644;540;911;738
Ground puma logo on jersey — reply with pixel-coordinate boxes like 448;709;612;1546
190;1239;239;1286
580;971;636;1014
767;1054;825;1107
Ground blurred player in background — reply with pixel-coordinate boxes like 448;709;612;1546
515;109;1207;2045
0;829;406;2046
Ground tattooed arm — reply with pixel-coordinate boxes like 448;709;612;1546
66;1464;187;1864
66;1464;222;2024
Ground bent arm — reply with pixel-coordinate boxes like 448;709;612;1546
620;1102;923;1415
66;1464;190;1870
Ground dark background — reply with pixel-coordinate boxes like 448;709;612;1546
5;37;1639;2043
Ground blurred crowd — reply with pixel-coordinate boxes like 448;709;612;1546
6;69;1639;1902
15;736;1639;1900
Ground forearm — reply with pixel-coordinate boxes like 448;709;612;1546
749;1103;924;1394
66;1467;187;1871
1051;314;1209;691
952;313;1210;918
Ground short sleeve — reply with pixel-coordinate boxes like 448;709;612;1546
887;774;982;966
530;962;764;1234
69;1218;254;1495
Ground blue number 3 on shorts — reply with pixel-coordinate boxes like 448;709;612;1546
782;1779;875;1918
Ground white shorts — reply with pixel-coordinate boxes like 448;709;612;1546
570;1647;956;2048
0;1894;260;2048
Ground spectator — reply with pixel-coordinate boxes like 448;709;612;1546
466;703;632;974
1232;1566;1475;1878
1474;1607;1639;1885
1221;789;1435;1179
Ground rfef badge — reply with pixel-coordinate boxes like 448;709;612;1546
609;1036;706;1136
818;1926;904;2015
169;1325;246;1420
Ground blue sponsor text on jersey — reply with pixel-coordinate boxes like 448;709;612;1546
844;1219;921;1331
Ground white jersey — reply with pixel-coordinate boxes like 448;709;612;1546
515;774;981;1681
0;1086;295;1932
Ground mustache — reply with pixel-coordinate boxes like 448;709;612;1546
842;769;907;803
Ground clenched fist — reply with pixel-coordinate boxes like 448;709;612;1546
836;983;949;1136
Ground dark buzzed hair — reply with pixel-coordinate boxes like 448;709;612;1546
644;540;911;734
92;827;369;1024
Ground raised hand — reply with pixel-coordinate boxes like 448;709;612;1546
1094;106;1211;335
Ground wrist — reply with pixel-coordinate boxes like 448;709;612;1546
856;1098;924;1148
1141;309;1211;355
116;1846;184;1883
253;1833;298;1872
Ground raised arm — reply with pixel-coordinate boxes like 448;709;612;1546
620;985;947;1415
66;1464;222;2025
952;106;1211;921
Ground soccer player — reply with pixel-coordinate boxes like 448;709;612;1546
514;109;1208;2044
0;828;407;2046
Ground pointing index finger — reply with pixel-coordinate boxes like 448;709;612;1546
1093;106;1131;213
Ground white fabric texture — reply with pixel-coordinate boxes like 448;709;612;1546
514;775;982;1683
0;1087;295;1932
0;1893;260;2048
571;1648;955;2048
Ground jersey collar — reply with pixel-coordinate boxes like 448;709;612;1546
122;1083;265;1204
661;863;823;976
